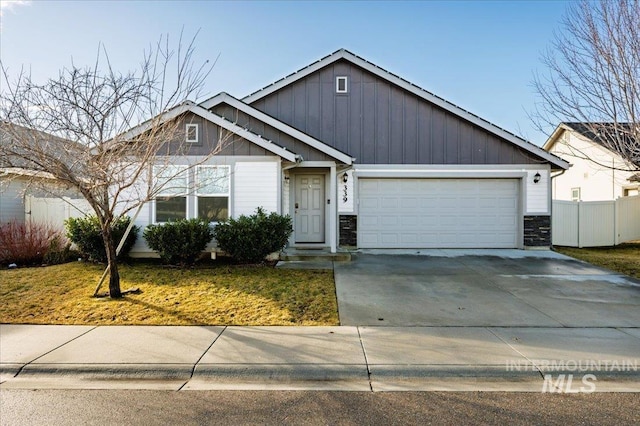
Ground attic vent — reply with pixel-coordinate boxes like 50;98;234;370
336;76;348;93
186;123;199;143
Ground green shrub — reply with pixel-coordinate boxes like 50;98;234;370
143;218;213;265
65;215;138;263
213;207;292;263
43;235;74;265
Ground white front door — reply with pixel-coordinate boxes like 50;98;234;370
294;174;325;243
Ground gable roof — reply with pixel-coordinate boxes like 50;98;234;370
120;102;299;162
199;93;353;164
230;48;568;170
563;122;637;160
0;122;83;172
544;122;639;164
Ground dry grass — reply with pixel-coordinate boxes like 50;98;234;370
0;261;338;325
555;242;640;280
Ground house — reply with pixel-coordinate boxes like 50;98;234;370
124;49;569;256
543;122;639;201
0;124;89;228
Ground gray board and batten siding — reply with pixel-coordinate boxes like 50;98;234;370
249;59;546;166
211;105;335;162
166;113;273;157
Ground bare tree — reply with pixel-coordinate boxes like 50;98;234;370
0;33;232;298
532;0;639;171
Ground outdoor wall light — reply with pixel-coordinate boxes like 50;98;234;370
533;172;541;184
284;175;290;182
342;172;349;183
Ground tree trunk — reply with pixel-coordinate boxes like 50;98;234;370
103;226;122;298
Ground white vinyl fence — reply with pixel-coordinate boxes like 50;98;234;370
26;195;92;232
552;195;640;247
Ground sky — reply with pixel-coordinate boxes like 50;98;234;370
0;0;571;146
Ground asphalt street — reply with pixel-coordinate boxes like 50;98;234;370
1;390;639;425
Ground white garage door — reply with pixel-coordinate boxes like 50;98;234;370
358;178;520;248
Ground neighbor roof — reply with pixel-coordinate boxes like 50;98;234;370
224;48;568;170
0;122;81;171
544;122;639;165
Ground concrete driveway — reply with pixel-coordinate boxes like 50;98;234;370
334;250;640;327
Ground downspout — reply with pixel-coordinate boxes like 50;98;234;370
550;167;569;198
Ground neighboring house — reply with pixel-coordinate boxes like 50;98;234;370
543;122;639;201
124;49;569;255
0;124;88;228
0;170;29;224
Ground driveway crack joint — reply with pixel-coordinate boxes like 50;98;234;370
486;327;546;380
14;325;99;378
179;326;227;391
356;327;373;392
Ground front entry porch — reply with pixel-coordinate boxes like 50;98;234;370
285;163;338;253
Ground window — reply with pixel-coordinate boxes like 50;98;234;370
336;76;348;93
154;166;188;222
571;187;581;202
186;123;199;143
196;166;230;222
155;196;187;222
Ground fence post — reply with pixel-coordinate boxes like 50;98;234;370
614;197;619;246
577;201;582;248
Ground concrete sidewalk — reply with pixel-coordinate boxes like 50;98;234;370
1;324;639;392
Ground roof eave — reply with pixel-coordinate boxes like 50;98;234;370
240;49;568;170
199;93;352;165
118;102;299;162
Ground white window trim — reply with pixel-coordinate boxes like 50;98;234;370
186;123;199;143
336;76;348;93
195;165;231;223
153;165;190;223
571;187;581;202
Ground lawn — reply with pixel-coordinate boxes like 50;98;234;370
554;242;640;280
0;261;338;326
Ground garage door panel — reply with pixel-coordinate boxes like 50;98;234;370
380;197;398;209
380;233;399;244
358;178;519;248
359;215;380;227
400;233;418;244
419;198;438;208
360;180;380;191
359;233;379;245
380;215;399;226
400;197;419;209
400;216;419;226
360;198;379;209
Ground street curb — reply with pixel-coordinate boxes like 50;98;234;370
368;364;542;380
536;368;640;380
18;363;194;380
193;363;369;381
0;363;23;375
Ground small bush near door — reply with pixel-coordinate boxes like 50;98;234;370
213;207;293;263
143;218;213;266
